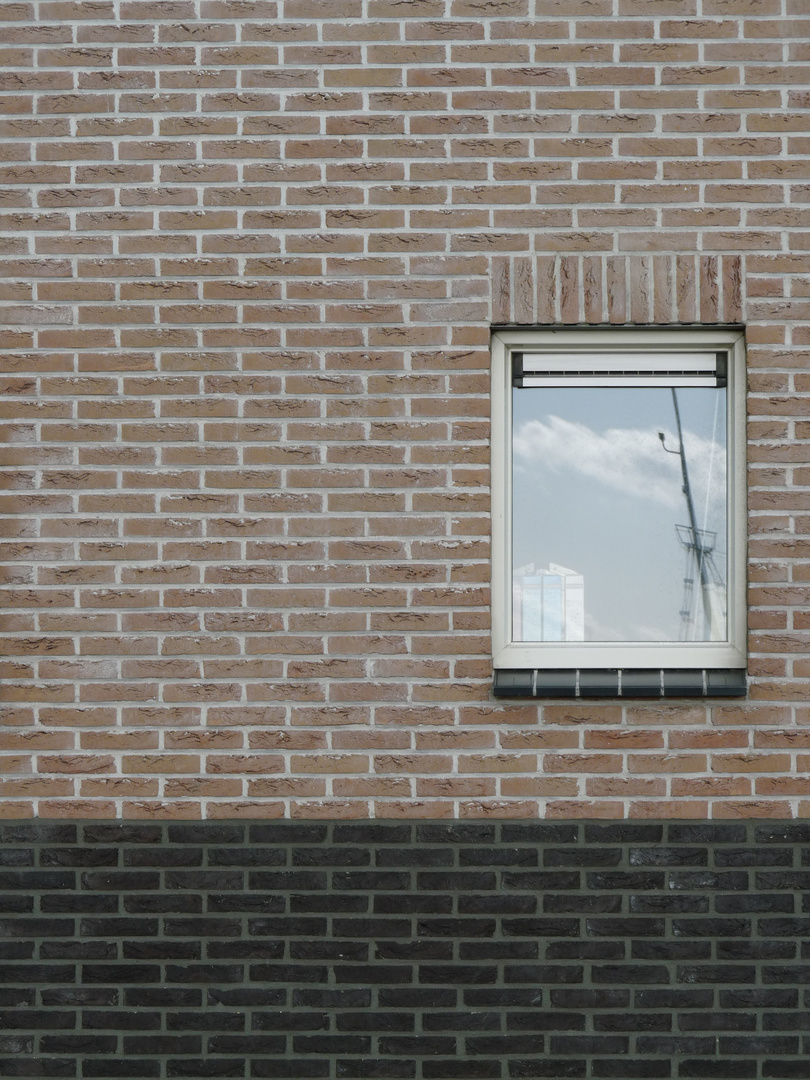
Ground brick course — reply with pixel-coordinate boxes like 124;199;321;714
1;2;810;819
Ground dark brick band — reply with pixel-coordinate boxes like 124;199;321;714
2;820;810;1079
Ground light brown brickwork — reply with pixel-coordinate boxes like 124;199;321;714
1;0;809;820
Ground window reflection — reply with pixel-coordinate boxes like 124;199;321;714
512;386;727;643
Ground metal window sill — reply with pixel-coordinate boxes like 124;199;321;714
493;668;747;699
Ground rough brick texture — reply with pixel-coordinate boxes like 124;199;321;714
3;819;810;1079
1;3;810;819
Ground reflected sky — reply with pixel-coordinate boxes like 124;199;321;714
512;386;727;643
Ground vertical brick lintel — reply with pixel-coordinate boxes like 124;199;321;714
491;254;744;327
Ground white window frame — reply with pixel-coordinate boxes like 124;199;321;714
491;326;747;673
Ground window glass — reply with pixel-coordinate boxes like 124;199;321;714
511;384;727;644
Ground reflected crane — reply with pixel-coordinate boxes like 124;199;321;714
659;388;724;641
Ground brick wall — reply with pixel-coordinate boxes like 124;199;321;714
2;1;810;820
3;818;810;1079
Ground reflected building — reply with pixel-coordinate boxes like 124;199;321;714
513;563;585;642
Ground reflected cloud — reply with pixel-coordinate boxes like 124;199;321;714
513;415;725;514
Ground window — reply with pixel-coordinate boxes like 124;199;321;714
491;327;747;698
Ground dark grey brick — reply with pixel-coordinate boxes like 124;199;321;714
81;918;158;937
337;963;414;984
209;847;285;868
168;824;244;845
422;1062;501;1078
593;1013;671;1032
293;988;371;1008
124;941;201;960
719;941;794;961
550;1036;628;1054
544;893;621;913
379;988;456;1008
592;965;669;984
669;871;748;891
205;1036;286;1053
84;1010;162;1030
678;1061;756;1078
40;1036;118;1054
630;894;709;913
762;1065;810;1079
503;917;580;937
0;871;75;890
460;941;538;960
293;1035;371;1054
167;1012;245;1032
249;824;327;844
206;941;284;960
333;917;411;937
41;848;118;868
82;824;161;845
417;872;496;891
126;989;203;1007
716;894;793;913
716;848;793;867
591;1061;670;1078
0;1060;76;1077
465;989;543;1007
585;824;663;844
0;1010;75;1030
509;1061;586;1077
586;917;665;937
672;918;750;937
550;989;630;1009
0;849;33;867
587;872;665;891
377;940;453;961
124;848;203;868
166;872;244;891
636;990;714;1009
466;1035;544;1055
669;825;746;844
81;872;159;891
506;1011;585;1031
502;824;578;844
0;964;74;983
416;824;496;844
126;895;203;913
632;941;711;961
375;895;451;913
249;872;327;891
251;963;328;984
546;942;625;959
166;1060;244;1077
423;1011;499;1032
165;1061;245;1077
763;1012;810;1030
0;942;34;959
755;825;810;843
336;824;412;844
335;1011;413;1032
336;1061;415;1078
41;941;115;960
719;989;798;1008
293;846;369;867
253;1063;328;1078
629;847;707;866
0;824;76;844
293;895;366;913
459;895;536;914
